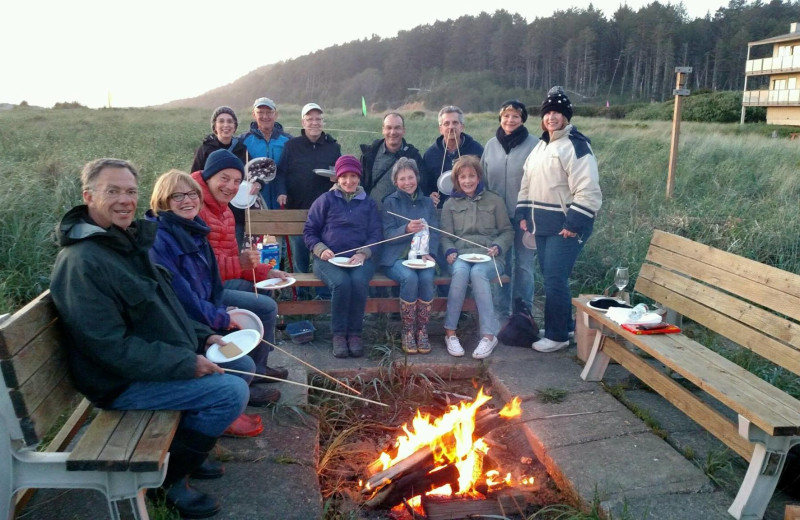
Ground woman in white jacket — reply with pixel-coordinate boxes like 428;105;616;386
515;87;602;353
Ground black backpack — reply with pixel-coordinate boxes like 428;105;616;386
498;298;540;347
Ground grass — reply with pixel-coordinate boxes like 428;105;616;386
535;388;568;404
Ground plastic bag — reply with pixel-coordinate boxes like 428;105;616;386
408;218;430;259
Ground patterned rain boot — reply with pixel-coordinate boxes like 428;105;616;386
416;299;432;354
400;300;418;354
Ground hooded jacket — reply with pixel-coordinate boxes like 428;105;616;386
191;134;249;174
191;170;273;283
379;187;440;267
304;185;382;260
440;183;513;271
515;124;602;238
275;130;341;210
241;121;292;209
50;205;212;407
147;210;230;331
421;133;484;196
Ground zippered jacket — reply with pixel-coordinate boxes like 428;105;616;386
275;131;342;210
481;132;538;220
379;187;440;266
241;121;292;209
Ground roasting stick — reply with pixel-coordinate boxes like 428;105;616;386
332;232;415;257
222;368;388;407
386;211;503;287
260;338;362;395
243;151;258;297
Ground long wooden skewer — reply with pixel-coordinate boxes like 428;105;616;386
243;151;258;297
222;368;388;407
260;338;361;395
386;211;503;287
333;232;415;257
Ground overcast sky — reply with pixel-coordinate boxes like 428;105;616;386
3;0;730;108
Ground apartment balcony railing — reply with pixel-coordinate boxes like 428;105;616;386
742;89;800;105
745;54;800;75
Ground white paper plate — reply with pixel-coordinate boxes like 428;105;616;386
230;181;258;209
227;308;264;338
437;170;453;196
245;157;276;183
206;329;260;363
329;256;363;268
458;253;491;263
255;277;296;290
313;169;336;178
402;259;435;270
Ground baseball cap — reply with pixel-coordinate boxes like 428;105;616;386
253;97;276;110
301;103;323;117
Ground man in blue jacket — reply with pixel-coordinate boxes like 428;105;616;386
241;97;292;209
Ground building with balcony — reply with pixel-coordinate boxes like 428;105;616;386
741;22;800;125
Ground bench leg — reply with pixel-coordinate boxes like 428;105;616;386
580;318;610;381
728;416;800;520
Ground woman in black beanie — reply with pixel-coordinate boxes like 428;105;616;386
515;87;602;353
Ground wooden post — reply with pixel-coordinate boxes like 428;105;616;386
786;504;800;520
666;67;692;199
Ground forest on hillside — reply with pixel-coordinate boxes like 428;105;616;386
168;0;799;112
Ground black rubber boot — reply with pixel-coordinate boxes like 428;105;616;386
159;429;222;518
190;458;225;480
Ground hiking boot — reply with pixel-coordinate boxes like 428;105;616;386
445;335;464;357
251;365;289;384
247;386;280;407
472;336;498;359
348;335;364;358
400;300;418;354
533;338;570;353
332;335;348;358
416;299;432;354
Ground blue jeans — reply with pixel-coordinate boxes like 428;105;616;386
313;258;376;335
383;260;435;303
494;224;536;316
536;233;588;342
109;358;250;437
222;278;277;374
445;259;502;336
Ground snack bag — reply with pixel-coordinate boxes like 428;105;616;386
259;235;280;268
408;219;430;260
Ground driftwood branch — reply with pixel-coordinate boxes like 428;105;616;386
364;463;460;509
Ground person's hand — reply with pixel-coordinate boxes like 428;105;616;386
447;252;457;264
406;219;425;233
195;354;223;378
249;181;262;195
487;246;500;257
559;228;577;239
240;249;260;270
430;192;441;207
277;194;287;206
520;220;528;232
349;252;366;265
269;269;289;280
319;249;335;261
422;254;436;264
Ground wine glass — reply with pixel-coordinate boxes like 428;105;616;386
614;267;629;296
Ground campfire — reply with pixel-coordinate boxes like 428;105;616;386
361;389;535;518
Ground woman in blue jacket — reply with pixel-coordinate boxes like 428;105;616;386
379;158;439;354
304;156;382;358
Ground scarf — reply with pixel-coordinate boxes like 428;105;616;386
495;125;529;154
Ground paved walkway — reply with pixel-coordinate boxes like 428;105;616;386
20;315;793;519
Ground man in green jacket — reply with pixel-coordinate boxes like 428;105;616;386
50;158;249;519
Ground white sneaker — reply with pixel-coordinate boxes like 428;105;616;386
533;338;570;352
472;336;498;359
539;329;574;339
445;335;464;357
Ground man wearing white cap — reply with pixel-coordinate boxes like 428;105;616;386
275;103;341;298
241;97;292;210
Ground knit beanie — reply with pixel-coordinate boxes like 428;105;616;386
210;106;238;133
202;149;244;181
334;155;362;178
499;100;528;123
540;86;573;121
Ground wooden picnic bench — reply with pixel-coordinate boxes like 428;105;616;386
249;209;509;315
574;230;800;519
0;291;180;520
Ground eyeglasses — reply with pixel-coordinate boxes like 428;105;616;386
92;187;139;199
169;191;199;202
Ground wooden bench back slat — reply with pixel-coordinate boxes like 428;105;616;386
129;410;181;471
0;291;59;359
249;209;308;237
1;321;63;389
19;377;83;446
649;230;800;321
637;266;800;376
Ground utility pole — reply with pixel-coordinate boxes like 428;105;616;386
667;67;692;199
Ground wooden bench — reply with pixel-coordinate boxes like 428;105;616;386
249;209;509;315
0;291;180;520
574;230;800;520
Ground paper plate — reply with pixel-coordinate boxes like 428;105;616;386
522;231;537;250
436;170;453;196
255;277;296;290
329;256;363;268
245;157;276;183
313;169;336;178
458;253;491;263
230;181;258;209
227;308;264;338
206;329;260;363
402;259;435;270
587;297;632;313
